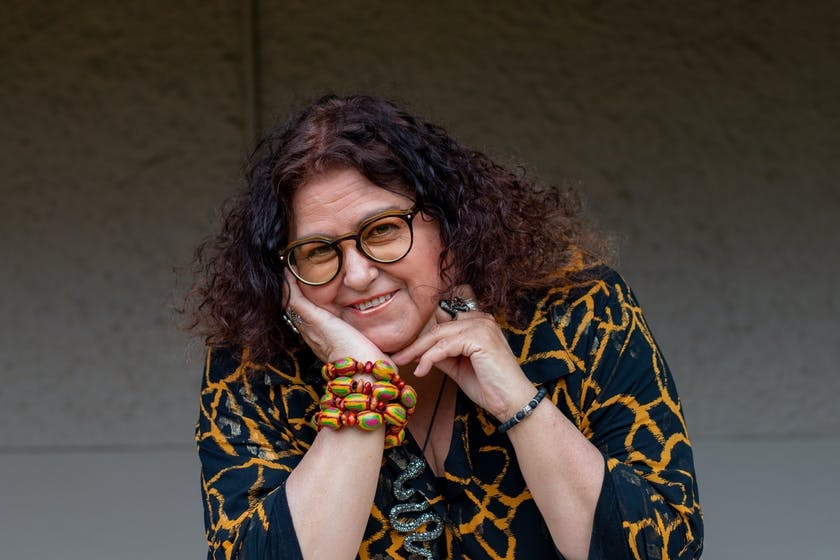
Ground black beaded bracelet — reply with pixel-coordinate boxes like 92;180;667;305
498;386;548;433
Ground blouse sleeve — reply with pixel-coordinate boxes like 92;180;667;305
195;348;318;560
547;272;703;559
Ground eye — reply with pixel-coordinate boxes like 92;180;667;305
298;242;335;262
363;218;404;243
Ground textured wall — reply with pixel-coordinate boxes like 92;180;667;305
1;2;243;447
2;1;838;444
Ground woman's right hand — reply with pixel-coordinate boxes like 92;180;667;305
284;270;387;363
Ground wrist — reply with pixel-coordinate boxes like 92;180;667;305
314;357;417;448
492;382;540;423
497;386;549;434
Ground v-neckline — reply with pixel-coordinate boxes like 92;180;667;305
422;380;456;477
407;379;458;479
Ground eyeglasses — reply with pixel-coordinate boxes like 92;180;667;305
280;207;417;286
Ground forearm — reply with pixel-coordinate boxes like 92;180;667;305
504;389;605;560
285;425;384;559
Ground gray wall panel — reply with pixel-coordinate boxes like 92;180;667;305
1;1;243;447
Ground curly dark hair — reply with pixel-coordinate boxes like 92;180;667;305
184;94;611;363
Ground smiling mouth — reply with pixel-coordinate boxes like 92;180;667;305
351;293;394;311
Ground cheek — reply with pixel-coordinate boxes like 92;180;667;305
412;229;446;279
300;284;337;308
403;263;447;317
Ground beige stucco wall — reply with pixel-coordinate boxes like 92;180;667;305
1;2;838;557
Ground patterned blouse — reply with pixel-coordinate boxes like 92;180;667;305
196;269;703;559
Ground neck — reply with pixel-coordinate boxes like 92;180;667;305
399;364;439;396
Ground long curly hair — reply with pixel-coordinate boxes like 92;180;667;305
183;94;611;363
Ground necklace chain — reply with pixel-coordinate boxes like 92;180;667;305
420;374;447;455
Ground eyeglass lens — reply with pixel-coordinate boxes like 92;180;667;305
288;213;413;284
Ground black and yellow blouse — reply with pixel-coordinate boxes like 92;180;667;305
196;269;703;559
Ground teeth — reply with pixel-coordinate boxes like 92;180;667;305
353;294;392;311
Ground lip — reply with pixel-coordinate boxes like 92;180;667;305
345;291;398;314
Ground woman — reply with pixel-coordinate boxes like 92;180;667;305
188;94;702;559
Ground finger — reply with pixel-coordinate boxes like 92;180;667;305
413;335;476;377
393;316;480;366
285;270;333;338
285;270;324;320
391;320;459;365
284;269;305;308
414;355;459;378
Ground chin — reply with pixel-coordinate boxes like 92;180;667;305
368;330;415;356
375;339;407;356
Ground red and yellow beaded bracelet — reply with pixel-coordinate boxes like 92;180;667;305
312;358;416;448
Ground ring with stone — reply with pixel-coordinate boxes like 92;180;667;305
438;297;478;319
283;307;303;334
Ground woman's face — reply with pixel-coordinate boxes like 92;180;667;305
289;167;447;353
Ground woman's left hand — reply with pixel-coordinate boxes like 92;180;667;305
391;288;536;422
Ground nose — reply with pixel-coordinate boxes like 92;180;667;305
339;242;378;290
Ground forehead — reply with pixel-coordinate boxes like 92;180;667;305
290;168;413;238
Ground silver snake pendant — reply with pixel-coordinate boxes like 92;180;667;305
388;456;444;559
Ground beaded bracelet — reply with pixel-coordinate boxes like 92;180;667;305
325;376;418;409
497;386;548;433
320;358;418;415
312;401;412;447
321;357;399;382
313;358;415;449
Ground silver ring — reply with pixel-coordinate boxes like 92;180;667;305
283;307;302;334
438;297;478;319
